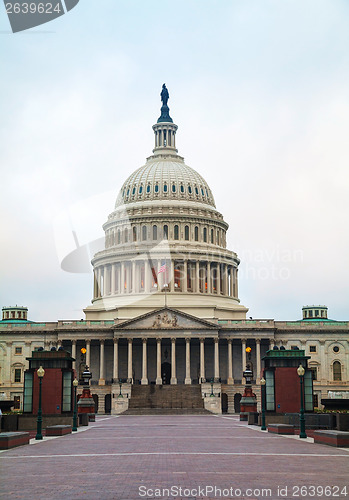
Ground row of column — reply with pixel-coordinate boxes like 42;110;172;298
71;338;265;385
93;260;238;299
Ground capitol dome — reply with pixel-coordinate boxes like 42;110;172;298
115;159;216;209
85;86;247;322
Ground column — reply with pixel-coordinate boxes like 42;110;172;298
156;338;162;384
141;338;148;385
256;339;261;384
71;340;76;371
235;269;239;297
196;261;200;293
170;338;177;384
111;264;115;295
170;259;175;292
241;339;246;371
227;339;234;384
207;262;211;294
132;261;136;293
269;339;275;350
121;262;125;293
319;340;326;382
216;264;221;294
127;339;133;382
230;267;233;297
93;271;98;299
97;268;101;297
214;338;219;380
185;338;191;384
183;261;188;292
144;260;150;293
223;264;227;295
113;338;118;382
86;340;91;368
99;339;105;385
103;267;108;296
200;338;205;381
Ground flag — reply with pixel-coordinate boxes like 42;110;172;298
158;262;167;274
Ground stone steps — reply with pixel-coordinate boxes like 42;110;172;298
125;385;206;414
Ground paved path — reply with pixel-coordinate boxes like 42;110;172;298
1;415;348;499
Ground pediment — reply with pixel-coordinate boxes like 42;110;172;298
115;308;217;331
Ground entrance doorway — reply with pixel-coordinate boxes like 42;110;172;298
161;362;171;384
105;394;111;414
221;393;228;413
234;393;242;413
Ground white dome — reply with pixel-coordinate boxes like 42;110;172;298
115;156;216;209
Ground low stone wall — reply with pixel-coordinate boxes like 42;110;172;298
285;413;336;429
18;414;74;431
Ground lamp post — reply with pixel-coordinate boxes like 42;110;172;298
118;378;123;398
260;377;266;431
35;366;45;440
72;378;78;431
297;364;307;438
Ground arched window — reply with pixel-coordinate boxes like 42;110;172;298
195;186;199;195
155;183;159;193
124;228;128;243
146;184;151;193
117;230;121;244
163;183;168;193
217;230;220;245
139;185;143;194
174;225;179;240
153;225;157;240
172;184;176;193
333;361;342;381
201;188;204;196
163;225;168;239
133;227;137;242
132;186;136;195
211;229;214;244
203;227;207;242
126;188;130;197
180;185;184;193
185;225;189;241
194;226;199;241
188;185;192;194
142;226;147;241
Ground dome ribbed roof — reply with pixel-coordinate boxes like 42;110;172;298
115;157;216;208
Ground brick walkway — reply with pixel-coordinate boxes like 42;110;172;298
0;415;348;499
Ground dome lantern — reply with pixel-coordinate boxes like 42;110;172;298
152;84;178;156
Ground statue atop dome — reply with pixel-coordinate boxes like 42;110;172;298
161;84;169;106
157;83;173;123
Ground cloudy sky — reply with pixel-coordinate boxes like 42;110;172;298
0;0;348;322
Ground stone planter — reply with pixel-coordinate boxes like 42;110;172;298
336;413;349;431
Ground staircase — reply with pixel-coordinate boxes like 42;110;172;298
123;385;210;415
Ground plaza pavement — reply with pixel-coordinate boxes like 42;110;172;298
0;414;348;500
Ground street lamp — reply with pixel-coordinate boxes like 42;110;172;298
297;364;307;438
260;377;266;431
72;378;79;431
118;378;123;398
35;366;45;440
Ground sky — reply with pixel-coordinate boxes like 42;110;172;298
0;0;348;322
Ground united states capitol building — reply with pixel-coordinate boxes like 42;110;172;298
1;87;348;414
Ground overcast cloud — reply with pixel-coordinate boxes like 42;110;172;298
0;0;348;321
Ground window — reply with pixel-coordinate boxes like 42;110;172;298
132;186;136;195
15;347;22;355
124;228;128;243
163;225;168;239
201;188;204;196
188;185;192;194
139;185;143;194
180;185;184;193
126;188;130;197
146;184;151;193
163;183;168;193
23;372;33;412
211;229;214;244
14;369;21;383
195;186;199;195
333;361;341;381
310;367;317;380
313;394;319;408
315;309;319;317
174;225;179;240
13;396;20;410
185;225;189;241
133;227;137;242
152;225;157;240
155;183;159;193
308;310;313;317
117;230;121;244
142;226;147;241
309;346;316;353
18;312;21;319
172;184;176;193
194;226;199;241
333;346;339;353
62;371;72;412
11;311;15;318
203;228;207;242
